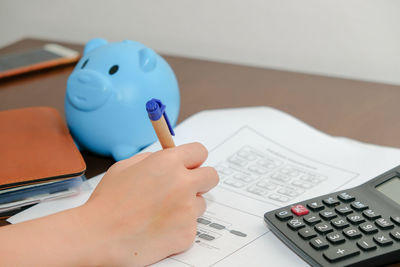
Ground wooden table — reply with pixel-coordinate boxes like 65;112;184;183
1;38;400;266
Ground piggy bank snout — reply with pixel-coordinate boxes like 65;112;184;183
66;69;112;111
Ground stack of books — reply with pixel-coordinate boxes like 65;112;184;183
0;107;86;218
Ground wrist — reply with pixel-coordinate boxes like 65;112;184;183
46;205;102;266
75;201;152;267
67;204;113;266
72;202;133;266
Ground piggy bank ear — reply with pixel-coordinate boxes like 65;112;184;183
139;48;157;72
84;38;108;55
122;40;136;45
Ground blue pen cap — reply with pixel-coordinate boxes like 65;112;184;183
146;98;175;136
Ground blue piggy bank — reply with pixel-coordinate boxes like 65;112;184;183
65;38;180;161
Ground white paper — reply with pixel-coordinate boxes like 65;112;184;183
8;107;400;266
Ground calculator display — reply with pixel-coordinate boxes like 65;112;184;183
376;176;400;205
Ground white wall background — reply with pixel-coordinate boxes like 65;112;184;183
1;0;399;85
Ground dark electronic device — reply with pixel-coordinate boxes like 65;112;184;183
264;165;400;266
0;43;79;79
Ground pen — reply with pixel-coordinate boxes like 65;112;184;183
146;98;175;149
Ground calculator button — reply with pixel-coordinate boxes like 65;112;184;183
359;222;378;234
357;239;377;251
291;204;309;216
326;232;345;244
298;227;317;240
307;201;324;211
391;216;400;225
347;214;366;225
323;197;340;207
343;227;362;239
287;218;306;230
362;209;381;220
319;210;337;220
323;244;360;262
375;217;394;230
389;229;400;241
315;222;334;234
351;201;368;211
331;218;350;229
310;237;329;250
303;215;321;226
337;192;355;202
373;234;393;246
275;210;293;221
335;205;353;215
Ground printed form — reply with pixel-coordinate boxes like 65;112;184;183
9;107;400;266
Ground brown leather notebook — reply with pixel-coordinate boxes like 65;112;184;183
0;107;86;189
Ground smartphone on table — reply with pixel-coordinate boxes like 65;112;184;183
0;43;80;79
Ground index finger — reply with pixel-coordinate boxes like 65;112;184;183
170;142;208;169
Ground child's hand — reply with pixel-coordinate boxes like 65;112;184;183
0;142;218;267
80;142;219;266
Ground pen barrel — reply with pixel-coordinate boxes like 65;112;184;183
151;116;175;149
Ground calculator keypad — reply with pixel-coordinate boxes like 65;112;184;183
323;244;360;262
326;232;345;244
389;230;400;241
303;214;321;226
275;209;293;221
307;201;324;211
291;204;309;216
351;201;368;211
362;209;381;220
335;205;353;215
331;218;349;229
337;192;355;202
391;216;400;225
375;218;394;230
343;227;362;239
323;197;340;207
298;228;317;240
315;222;334;234
373;234;393;246
319;210;337;220
287;218;305;230
359;222;378;234
310;237;329;250
269;191;400;265
357;239;377;251
347;214;365;225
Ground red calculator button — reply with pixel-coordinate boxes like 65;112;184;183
291;205;309;216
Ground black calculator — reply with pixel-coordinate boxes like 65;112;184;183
264;165;400;266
